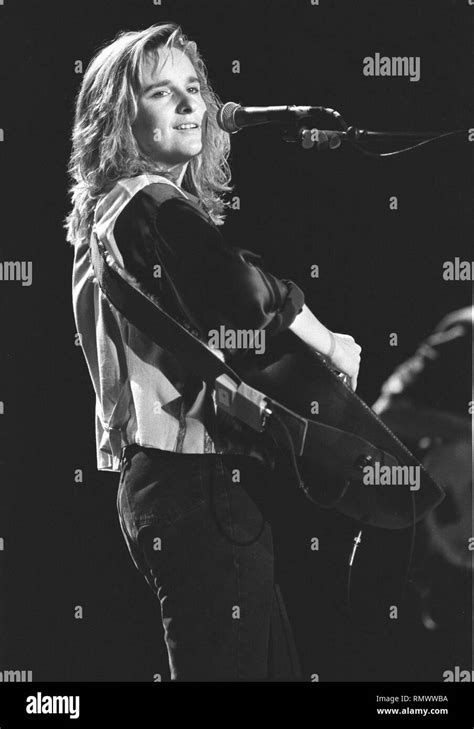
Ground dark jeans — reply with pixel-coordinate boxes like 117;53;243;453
116;444;303;681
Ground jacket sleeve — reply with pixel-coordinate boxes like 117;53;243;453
113;184;305;341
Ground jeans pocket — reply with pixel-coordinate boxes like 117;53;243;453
122;450;206;535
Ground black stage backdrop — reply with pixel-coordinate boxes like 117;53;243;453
0;0;472;683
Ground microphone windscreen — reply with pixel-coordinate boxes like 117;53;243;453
216;102;240;133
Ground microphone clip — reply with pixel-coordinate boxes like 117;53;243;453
282;124;343;150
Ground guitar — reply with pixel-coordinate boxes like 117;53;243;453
90;234;444;531
227;330;445;530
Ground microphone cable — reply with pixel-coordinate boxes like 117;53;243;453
319;106;468;159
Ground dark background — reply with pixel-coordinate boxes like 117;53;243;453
0;0;472;681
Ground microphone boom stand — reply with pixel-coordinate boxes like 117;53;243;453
282;123;462;152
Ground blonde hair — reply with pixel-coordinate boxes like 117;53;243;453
64;22;232;245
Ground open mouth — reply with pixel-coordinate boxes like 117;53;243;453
174;123;200;130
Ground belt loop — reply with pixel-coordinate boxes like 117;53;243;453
120;445;128;470
120;443;141;470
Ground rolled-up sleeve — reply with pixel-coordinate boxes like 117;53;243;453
113;185;305;341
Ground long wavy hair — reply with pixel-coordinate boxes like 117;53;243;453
64;22;232;246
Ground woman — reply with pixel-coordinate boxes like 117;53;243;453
65;22;361;681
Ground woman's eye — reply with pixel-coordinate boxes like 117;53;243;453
152;86;200;98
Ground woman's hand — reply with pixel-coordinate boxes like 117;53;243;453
325;332;362;391
288;305;361;390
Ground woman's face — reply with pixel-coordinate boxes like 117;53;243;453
132;46;207;171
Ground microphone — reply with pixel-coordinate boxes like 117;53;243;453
216;101;328;134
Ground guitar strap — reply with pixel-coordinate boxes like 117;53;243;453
89;229;236;385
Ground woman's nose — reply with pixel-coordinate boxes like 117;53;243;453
176;93;197;112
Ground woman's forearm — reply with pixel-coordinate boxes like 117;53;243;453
288;303;333;355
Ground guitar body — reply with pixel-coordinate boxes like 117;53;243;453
231;330;445;529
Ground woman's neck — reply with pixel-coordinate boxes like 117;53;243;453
160;162;188;188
